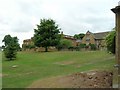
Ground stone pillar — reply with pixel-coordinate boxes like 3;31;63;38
111;4;120;88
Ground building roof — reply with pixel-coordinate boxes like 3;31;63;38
93;32;110;40
63;35;76;40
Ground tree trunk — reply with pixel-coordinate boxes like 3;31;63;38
45;47;48;52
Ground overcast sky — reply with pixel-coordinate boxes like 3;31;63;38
0;0;119;46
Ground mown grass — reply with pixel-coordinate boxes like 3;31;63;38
2;51;115;88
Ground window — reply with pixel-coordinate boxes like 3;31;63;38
86;37;90;41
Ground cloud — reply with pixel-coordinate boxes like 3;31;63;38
0;0;118;46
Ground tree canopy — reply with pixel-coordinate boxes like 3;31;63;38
33;19;61;52
74;33;85;39
106;28;116;54
56;39;72;50
2;35;20;60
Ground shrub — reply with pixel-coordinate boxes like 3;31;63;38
68;46;74;51
68;46;80;51
106;30;116;54
2;35;20;60
56;39;72;50
74;46;80;51
79;44;86;48
89;44;96;50
4;46;17;60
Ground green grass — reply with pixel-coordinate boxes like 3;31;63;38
2;51;115;88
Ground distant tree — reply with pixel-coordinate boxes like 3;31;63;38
106;28;116;54
2;35;11;46
12;37;21;51
2;35;20;60
4;41;17;60
33;19;61;52
74;34;79;39
56;39;72;50
74;33;85;39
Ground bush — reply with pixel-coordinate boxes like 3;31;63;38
89;44;96;50
106;30;116;54
68;46;80;51
56;39;72;50
79;44;86;48
4;46;17;60
2;35;20;60
74;46;80;51
68;46;74;51
29;45;35;49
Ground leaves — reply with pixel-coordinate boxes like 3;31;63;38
33;19;61;52
74;33;85;39
2;35;20;60
106;29;116;54
56;39;72;50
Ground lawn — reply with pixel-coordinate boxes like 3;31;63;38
2;51;115;88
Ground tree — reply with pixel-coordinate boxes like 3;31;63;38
106;29;116;54
74;33;85;39
2;35;20;60
56;39;72;50
33;19;61;52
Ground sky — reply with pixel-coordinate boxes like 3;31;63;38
0;0;119;46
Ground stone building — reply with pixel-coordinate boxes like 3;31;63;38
22;34;80;51
22;39;33;46
22;31;109;51
82;31;109;50
62;35;80;46
61;31;81;46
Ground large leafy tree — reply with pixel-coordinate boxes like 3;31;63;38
106;28;116;54
33;19;61;52
2;35;20;60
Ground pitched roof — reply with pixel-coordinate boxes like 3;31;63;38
93;32;110;40
63;35;76;40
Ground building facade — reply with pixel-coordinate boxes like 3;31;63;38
82;31;109;50
22;31;109;51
